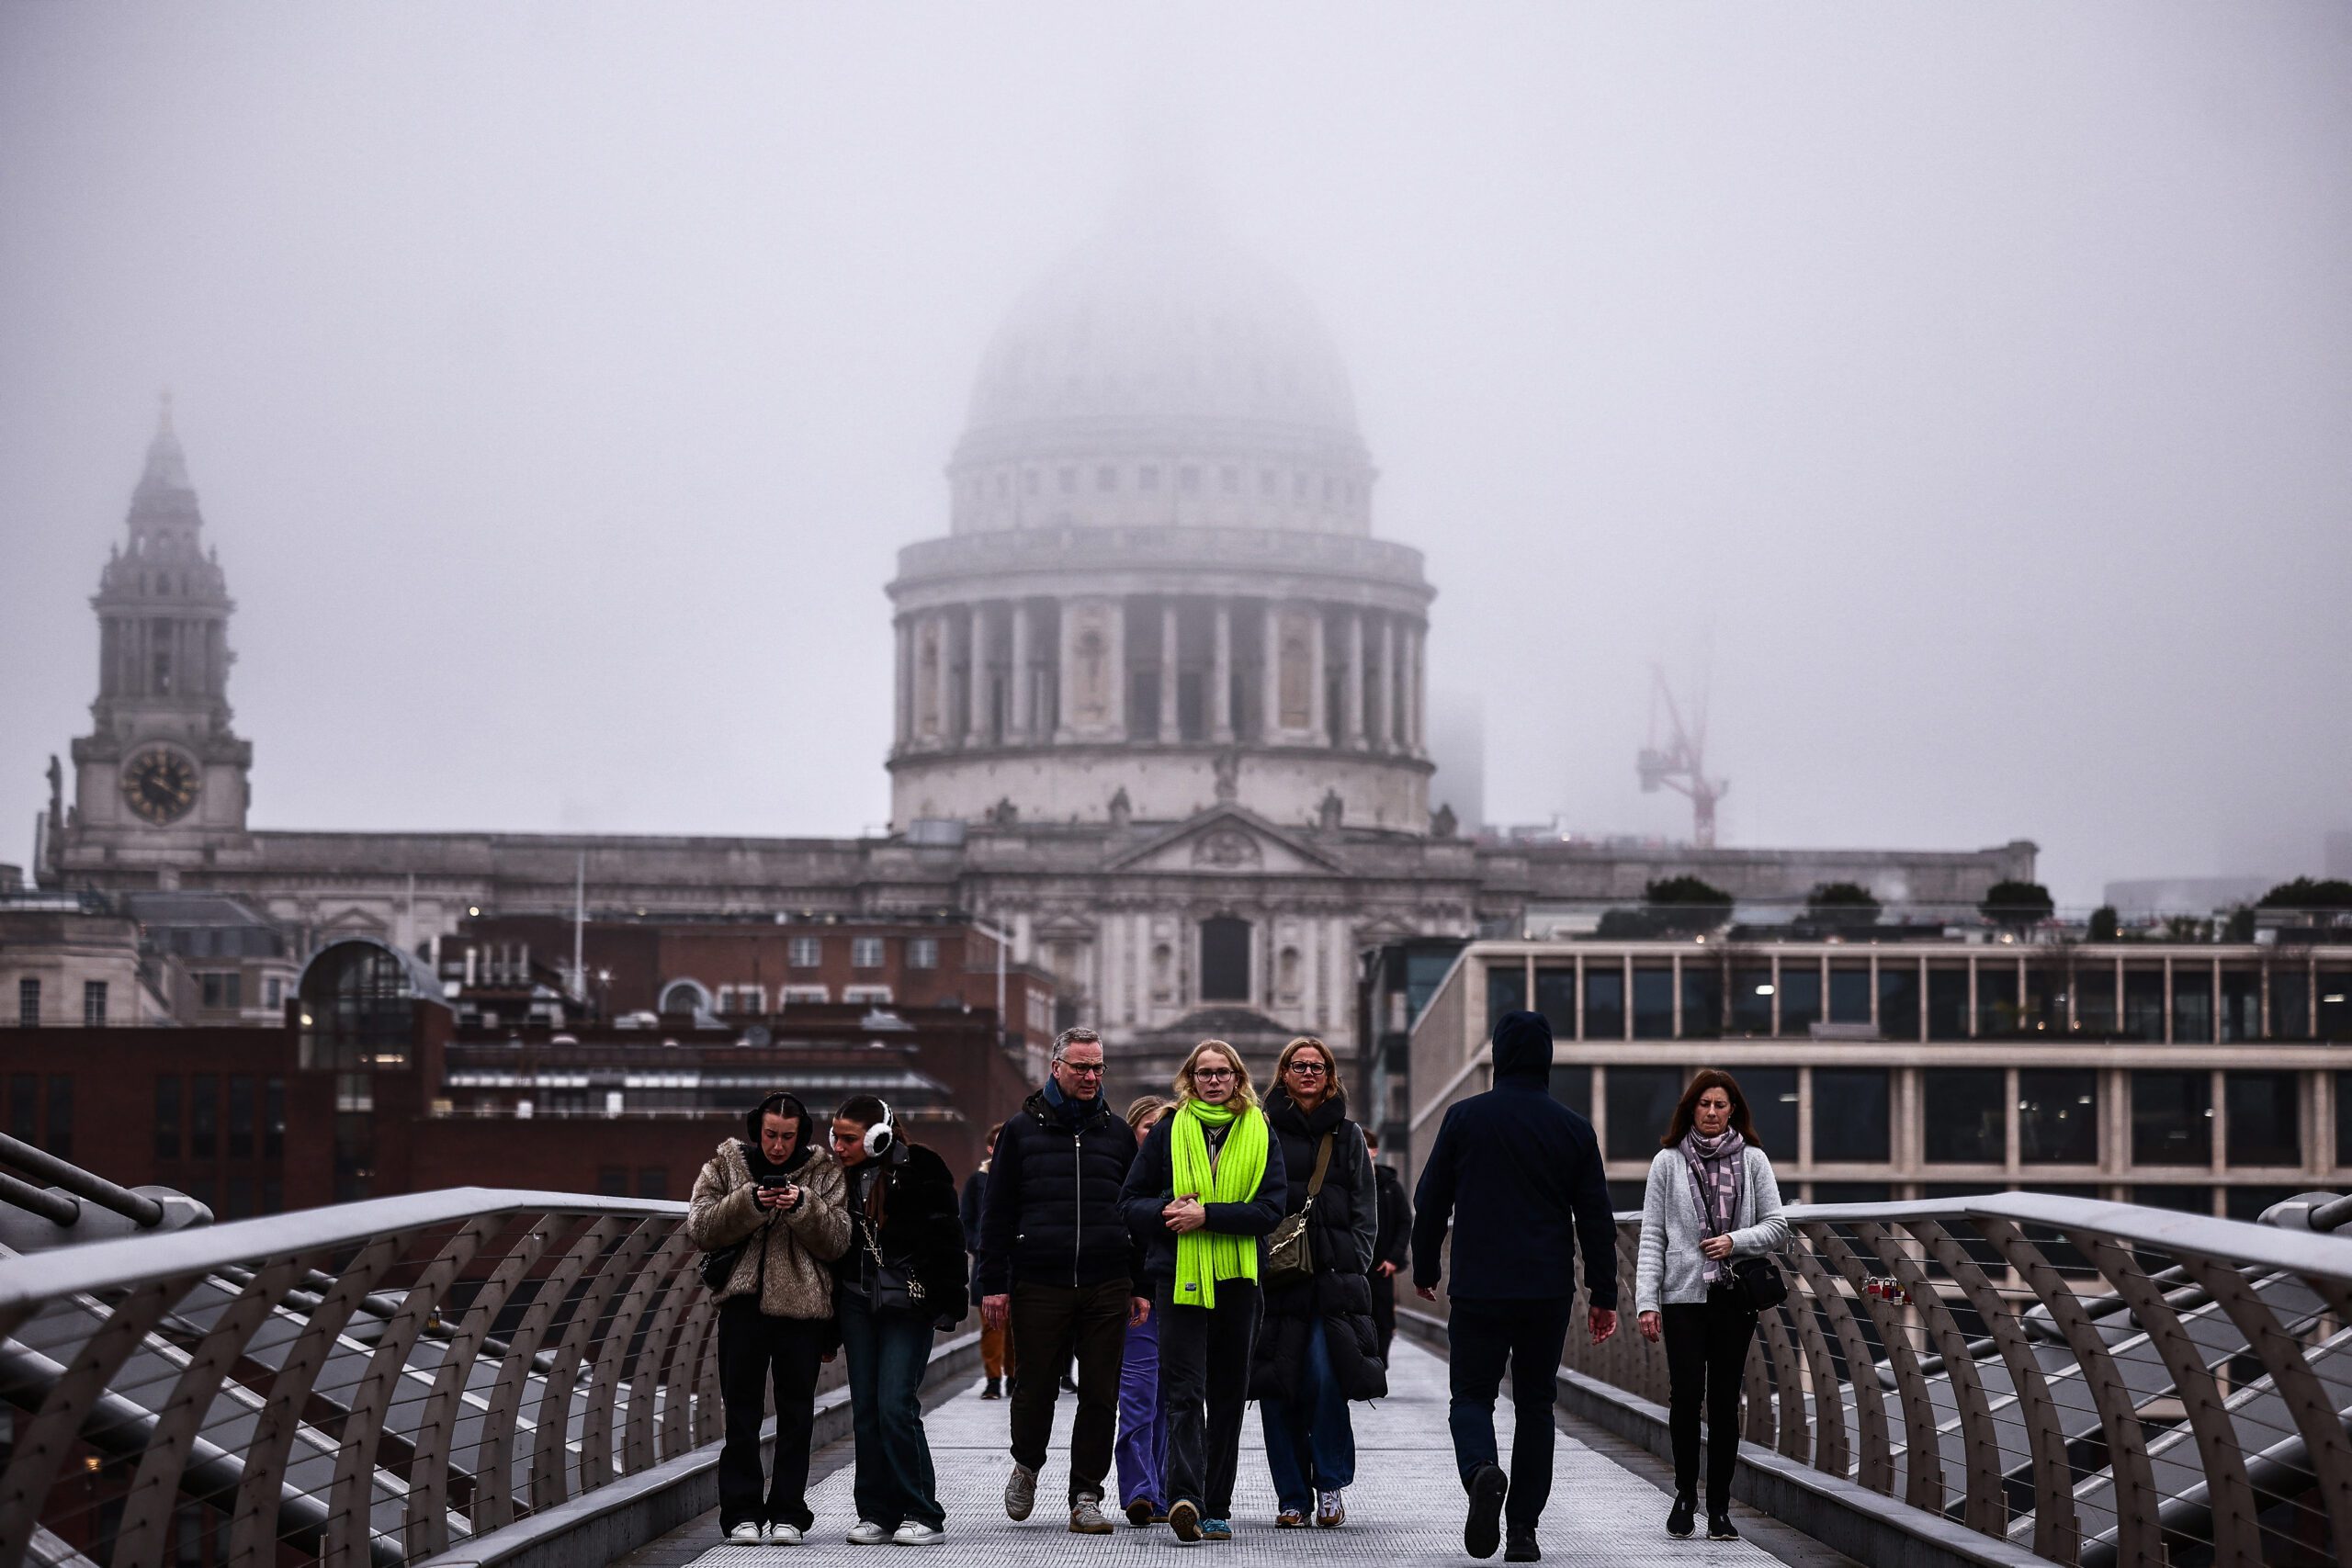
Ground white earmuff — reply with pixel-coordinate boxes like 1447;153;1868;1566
863;1100;896;1158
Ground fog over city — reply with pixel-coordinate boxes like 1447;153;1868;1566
2;4;2346;908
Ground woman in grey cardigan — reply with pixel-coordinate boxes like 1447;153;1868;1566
1634;1069;1789;1543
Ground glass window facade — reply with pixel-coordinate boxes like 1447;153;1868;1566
1607;1066;1683;1161
191;1074;218;1159
1879;964;1920;1041
2224;1071;2299;1167
1585;965;1625;1040
1729;968;1772;1035
2224;1185;2302;1223
1549;1066;1591;1119
2322;971;2352;1040
2075;964;2118;1035
1778;963;1821;1036
1680;965;1723;1039
2122;970;2165;1041
1927;968;1968;1039
2132;1071;2212;1166
1814;1068;1891;1163
2219;969;2259;1042
1828;966;1871;1025
1740;1066;1799;1162
2274;970;2310;1040
1924;1069;2006;1164
1534;968;1576;1039
1977;964;2020;1038
1632;967;1674;1040
2132;1185;2213;1215
2171;966;2214;1044
1813;1182;1892;1204
154;1075;180;1160
2019;1068;2098;1164
1486;964;1527;1036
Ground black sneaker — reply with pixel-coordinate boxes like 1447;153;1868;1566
1667;1495;1695;1540
1504;1526;1541;1562
1707;1513;1739;1541
1464;1463;1508;1560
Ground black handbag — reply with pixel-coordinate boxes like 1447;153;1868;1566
698;1238;747;1293
1730;1254;1787;1313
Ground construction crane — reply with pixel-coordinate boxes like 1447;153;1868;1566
1636;664;1728;849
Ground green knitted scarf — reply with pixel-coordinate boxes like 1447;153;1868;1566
1170;1098;1267;1310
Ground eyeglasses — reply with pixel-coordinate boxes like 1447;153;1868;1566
1192;1067;1236;1081
1060;1062;1106;1077
1286;1062;1328;1077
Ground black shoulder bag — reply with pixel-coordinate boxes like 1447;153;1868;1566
1706;1152;1785;1313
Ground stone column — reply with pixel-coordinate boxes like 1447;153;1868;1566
967;604;989;745
1009;600;1033;742
1261;600;1281;741
1054;599;1078;744
933;608;956;750
1406;622;1425;753
1343;609;1365;749
893;617;911;745
1378;615;1398;749
1307;606;1329;744
1106;596;1130;737
1159;601;1179;742
1211;600;1234;741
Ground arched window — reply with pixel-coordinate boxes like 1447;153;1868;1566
658;978;711;1016
1200;916;1251;1003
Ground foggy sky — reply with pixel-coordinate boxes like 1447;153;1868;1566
3;4;2346;908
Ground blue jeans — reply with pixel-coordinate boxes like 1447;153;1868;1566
838;1297;942;1530
1446;1296;1574;1529
1259;1318;1355;1513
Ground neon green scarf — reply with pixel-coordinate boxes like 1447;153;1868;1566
1170;1098;1267;1310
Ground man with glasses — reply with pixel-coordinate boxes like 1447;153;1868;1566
978;1026;1149;1534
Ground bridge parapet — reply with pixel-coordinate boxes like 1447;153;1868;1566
1560;1192;2352;1568
0;1188;726;1568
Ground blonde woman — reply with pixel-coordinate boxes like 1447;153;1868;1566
1118;1043;1287;1543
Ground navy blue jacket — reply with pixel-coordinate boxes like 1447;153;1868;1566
1118;1104;1289;1291
1411;1011;1619;1308
977;1084;1138;1296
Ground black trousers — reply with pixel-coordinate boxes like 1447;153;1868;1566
1155;1280;1259;1519
1445;1295;1574;1530
1367;1269;1396;1361
716;1300;831;1530
1009;1276;1133;1502
1662;1291;1758;1513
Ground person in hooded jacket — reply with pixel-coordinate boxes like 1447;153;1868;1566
1413;1011;1618;1564
1363;1128;1412;1361
1251;1036;1382;1529
687;1091;853;1544
831;1095;969;1548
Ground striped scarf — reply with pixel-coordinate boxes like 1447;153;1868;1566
1679;1128;1746;1285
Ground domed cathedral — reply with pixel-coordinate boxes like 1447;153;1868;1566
887;200;1436;835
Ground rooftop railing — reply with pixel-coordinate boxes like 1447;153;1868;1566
0;1188;727;1568
1565;1191;2352;1568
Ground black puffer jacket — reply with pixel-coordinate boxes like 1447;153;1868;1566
1250;1089;1386;1403
1118;1102;1289;1287
842;1139;969;1328
976;1086;1139;1296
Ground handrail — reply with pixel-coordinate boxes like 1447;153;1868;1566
1556;1193;2352;1568
0;1131;166;1226
0;1187;723;1568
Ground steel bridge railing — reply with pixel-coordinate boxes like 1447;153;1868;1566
1565;1193;2352;1568
0;1188;738;1568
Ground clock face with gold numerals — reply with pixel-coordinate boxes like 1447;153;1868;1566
121;748;200;825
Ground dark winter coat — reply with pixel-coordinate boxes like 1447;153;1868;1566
1117;1104;1288;1288
959;1161;989;1292
842;1139;970;1328
1372;1161;1412;1272
1250;1089;1386;1403
976;1085;1139;1297
1412;1010;1618;1308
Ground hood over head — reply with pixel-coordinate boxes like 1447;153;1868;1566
1492;1010;1554;1083
741;1090;818;1175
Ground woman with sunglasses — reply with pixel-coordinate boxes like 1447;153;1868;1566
1119;1040;1287;1543
1253;1036;1383;1529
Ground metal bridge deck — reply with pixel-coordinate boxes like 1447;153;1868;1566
677;1338;1773;1568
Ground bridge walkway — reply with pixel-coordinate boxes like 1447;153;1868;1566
623;1337;1832;1568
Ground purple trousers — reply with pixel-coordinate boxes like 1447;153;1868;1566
1115;1303;1165;1509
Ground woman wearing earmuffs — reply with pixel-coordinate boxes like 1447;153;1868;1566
831;1094;969;1547
687;1092;852;1544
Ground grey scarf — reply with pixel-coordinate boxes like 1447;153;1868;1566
1679;1128;1746;1284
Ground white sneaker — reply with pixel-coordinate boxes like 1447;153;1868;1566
765;1522;803;1544
727;1522;763;1543
845;1520;891;1545
892;1522;944;1546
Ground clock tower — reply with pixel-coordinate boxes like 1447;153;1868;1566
51;399;253;886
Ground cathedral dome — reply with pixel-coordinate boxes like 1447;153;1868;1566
947;202;1374;536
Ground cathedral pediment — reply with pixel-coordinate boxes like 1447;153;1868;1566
1103;807;1342;876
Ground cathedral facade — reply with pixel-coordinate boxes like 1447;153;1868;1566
39;214;2034;1081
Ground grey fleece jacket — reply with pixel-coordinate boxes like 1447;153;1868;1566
1633;1146;1790;1314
